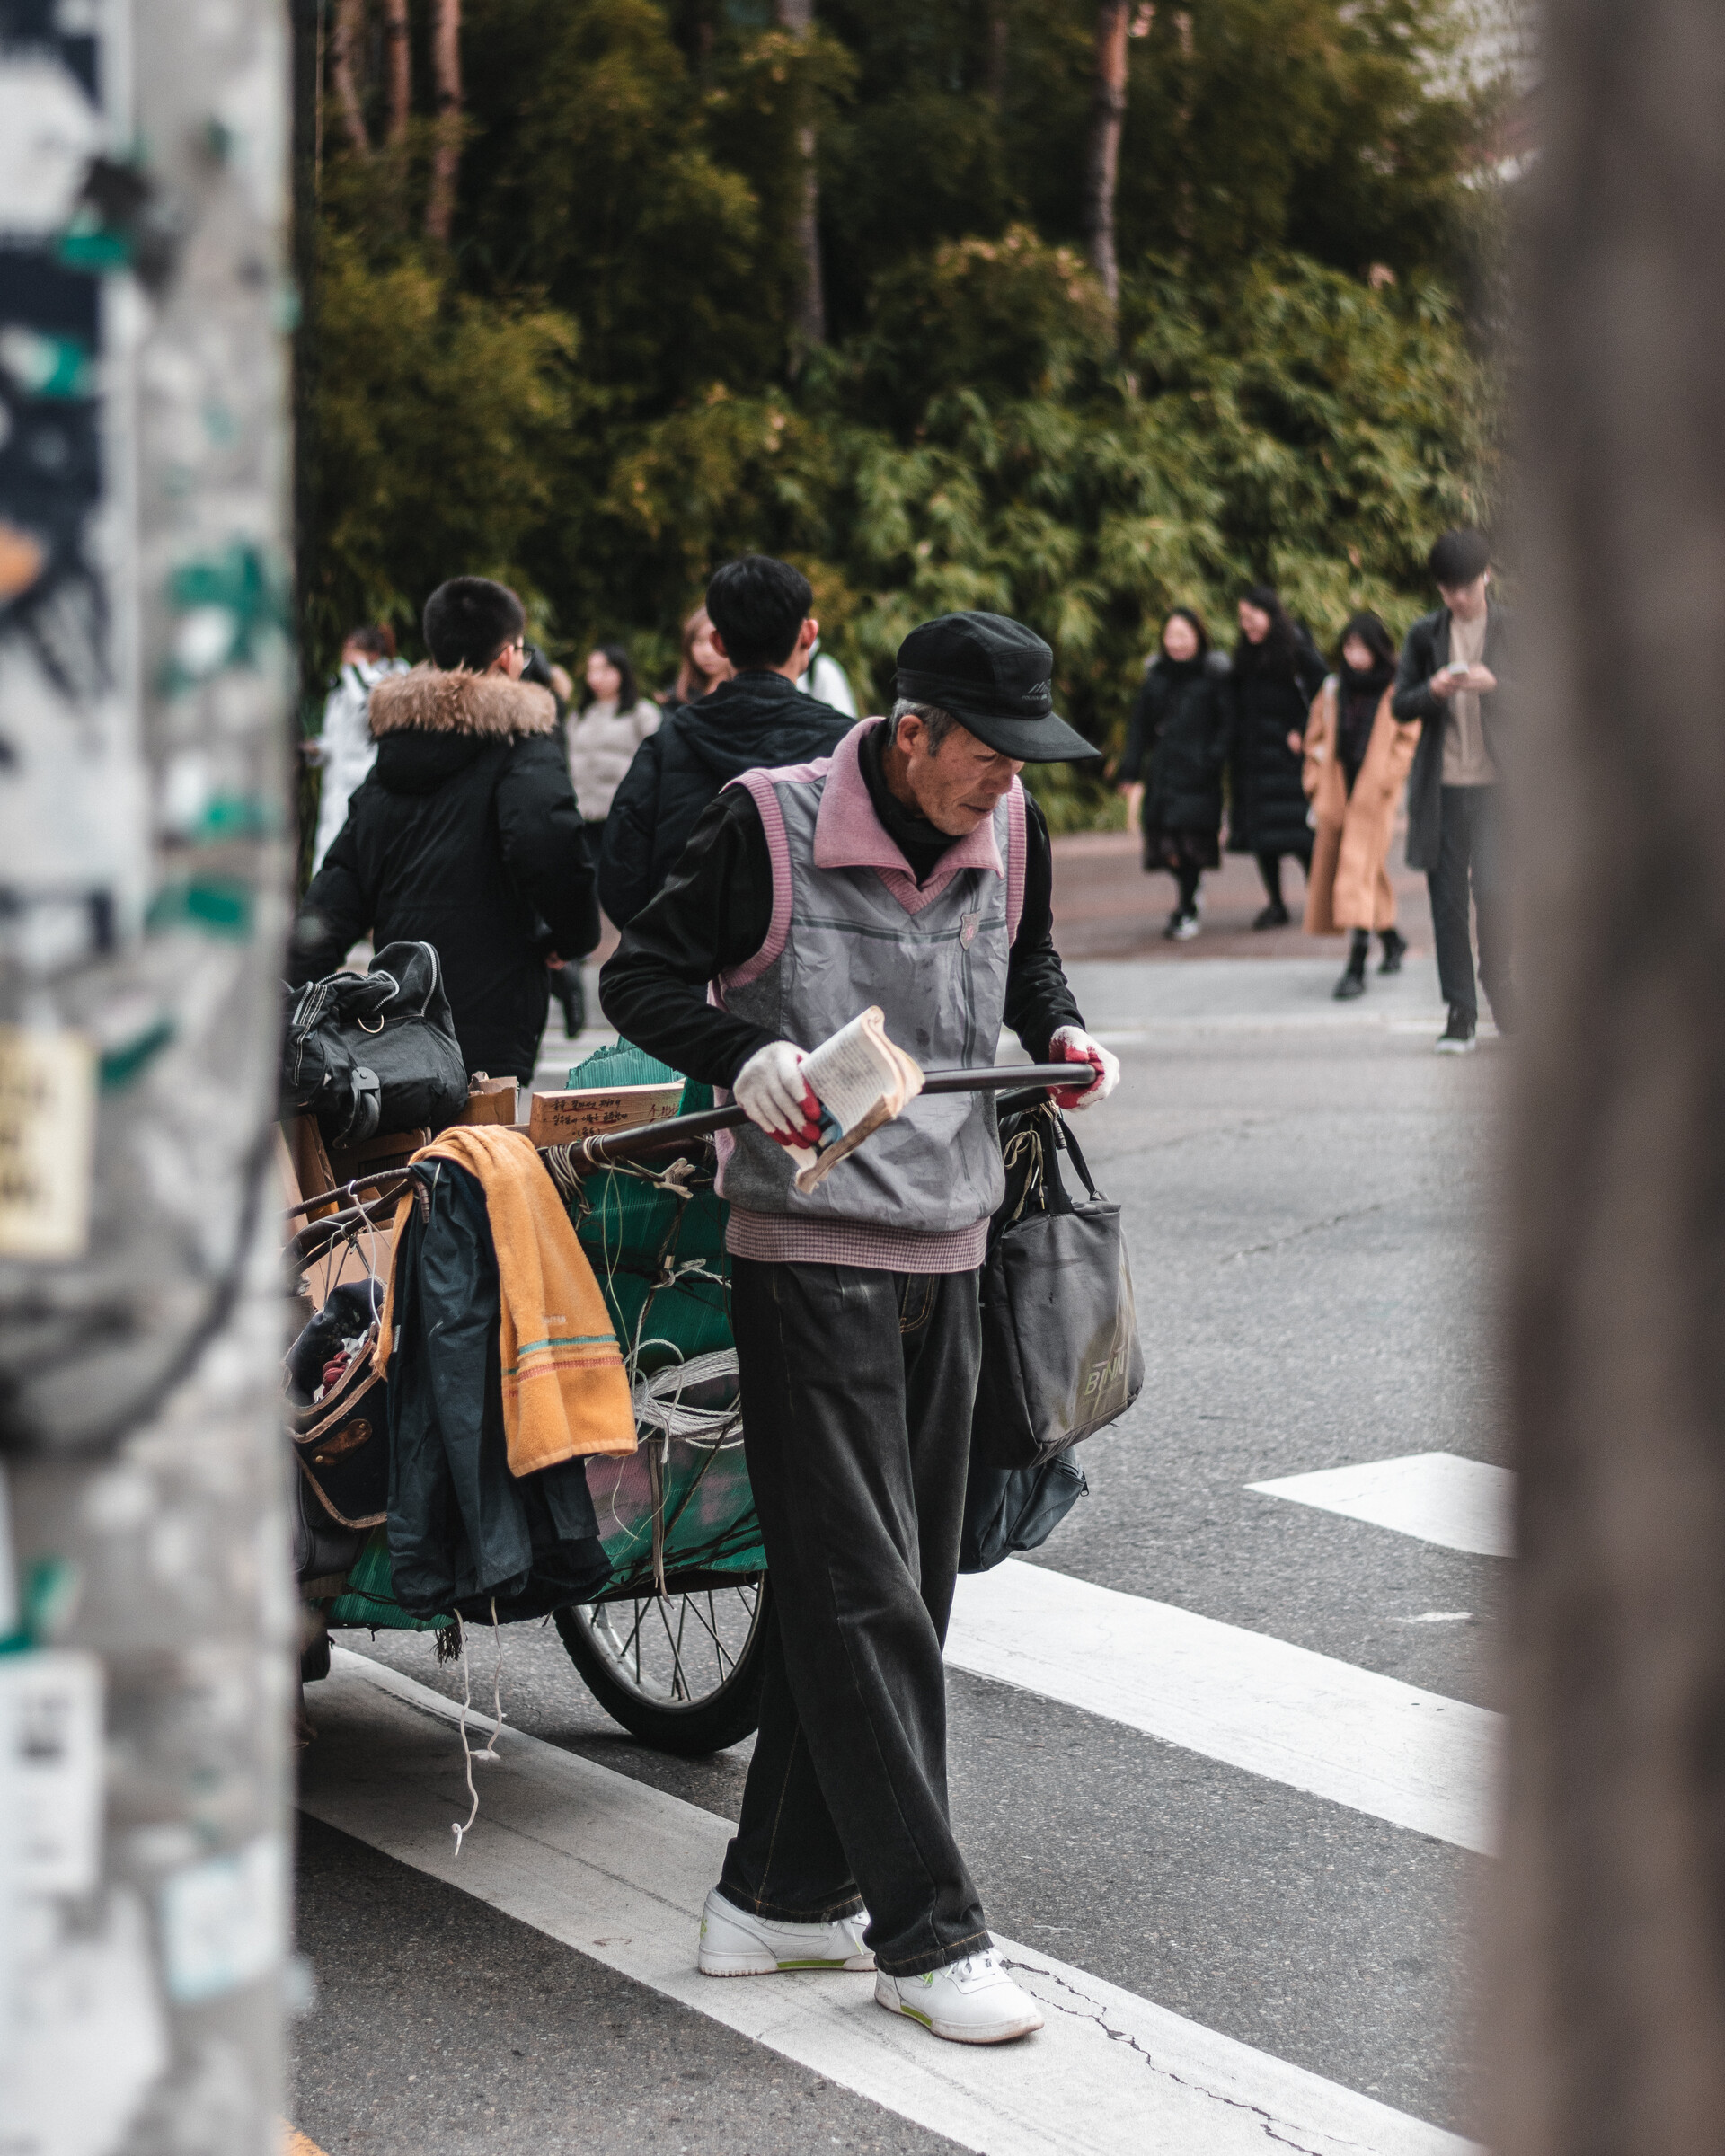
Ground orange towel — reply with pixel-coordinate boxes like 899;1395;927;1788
375;1123;635;1472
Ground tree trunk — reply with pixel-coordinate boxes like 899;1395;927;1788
426;0;464;243
986;3;1009;113
1083;0;1129;315
1498;1;1725;2149
330;0;370;154
384;0;411;147
0;0;292;2144
777;0;826;358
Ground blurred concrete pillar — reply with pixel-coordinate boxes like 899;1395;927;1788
1500;0;1725;2148
0;0;294;2149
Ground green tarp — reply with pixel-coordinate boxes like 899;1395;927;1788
320;1044;764;1630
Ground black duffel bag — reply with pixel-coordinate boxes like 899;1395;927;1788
970;1101;1143;1471
282;940;468;1144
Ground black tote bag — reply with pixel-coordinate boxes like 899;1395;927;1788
970;1103;1143;1471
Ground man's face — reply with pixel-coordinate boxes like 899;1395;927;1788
488;632;527;680
899;717;1024;836
1438;571;1489;622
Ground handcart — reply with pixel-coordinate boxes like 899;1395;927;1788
285;1048;1091;1755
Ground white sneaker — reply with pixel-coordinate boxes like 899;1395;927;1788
875;1948;1044;2044
697;1886;874;1976
1172;909;1201;941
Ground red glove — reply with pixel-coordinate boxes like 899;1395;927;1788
1048;1025;1120;1111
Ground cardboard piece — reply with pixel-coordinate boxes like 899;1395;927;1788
528;1081;685;1148
459;1076;518;1126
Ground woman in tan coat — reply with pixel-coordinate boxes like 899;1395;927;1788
1303;612;1421;999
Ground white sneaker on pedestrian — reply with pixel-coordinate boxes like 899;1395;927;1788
874;1948;1044;2044
696;1886;874;1976
1171;909;1201;941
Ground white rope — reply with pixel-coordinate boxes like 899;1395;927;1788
632;1348;743;1451
449;1601;506;1854
450;1612;479;1855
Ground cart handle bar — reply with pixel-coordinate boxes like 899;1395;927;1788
575;1060;1095;1169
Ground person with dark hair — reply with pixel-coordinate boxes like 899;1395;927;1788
567;643;661;843
601;610;1117;2046
666;605;734;709
1392;528;1512;1051
288;577;598;1086
1302;611;1418;997
1115;608;1231;940
546;643;663;1037
304;623;406;873
1226;585;1327;926
600;556;850;929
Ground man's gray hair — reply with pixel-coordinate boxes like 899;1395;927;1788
889;697;962;753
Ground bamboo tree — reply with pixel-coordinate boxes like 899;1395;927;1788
1084;0;1129;316
385;0;411;146
778;0;827;357
331;0;370;155
427;0;464;242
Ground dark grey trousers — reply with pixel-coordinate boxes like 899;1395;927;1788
719;1258;989;1976
1427;782;1511;1025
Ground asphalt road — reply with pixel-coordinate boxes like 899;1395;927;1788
292;949;1503;2156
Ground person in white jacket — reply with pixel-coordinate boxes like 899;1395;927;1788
305;627;406;872
548;643;660;1037
795;635;857;718
567;644;661;835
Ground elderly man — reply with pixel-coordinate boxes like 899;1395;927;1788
601;612;1118;2046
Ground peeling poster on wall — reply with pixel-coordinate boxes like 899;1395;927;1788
0;0;149;971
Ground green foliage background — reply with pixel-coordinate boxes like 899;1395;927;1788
303;0;1500;818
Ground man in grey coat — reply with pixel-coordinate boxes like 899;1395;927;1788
1393;528;1512;1052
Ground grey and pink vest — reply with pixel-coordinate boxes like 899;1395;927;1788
715;719;1026;1273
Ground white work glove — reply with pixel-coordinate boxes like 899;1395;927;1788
1048;1025;1120;1111
734;1039;823;1150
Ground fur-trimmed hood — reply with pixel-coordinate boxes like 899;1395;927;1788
368;664;556;741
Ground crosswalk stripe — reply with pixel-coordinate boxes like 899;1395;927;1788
305;1649;1478;2156
1247;1454;1515;1559
945;1560;1500;1856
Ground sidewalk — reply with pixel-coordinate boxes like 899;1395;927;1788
1050;830;1433;964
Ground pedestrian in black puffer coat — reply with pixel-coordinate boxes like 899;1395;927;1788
1115;607;1231;940
1226;584;1328;927
599;555;852;928
288;578;599;1087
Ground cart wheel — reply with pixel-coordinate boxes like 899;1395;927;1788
555;1575;769;1755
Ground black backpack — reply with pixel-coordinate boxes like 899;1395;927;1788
282;940;469;1144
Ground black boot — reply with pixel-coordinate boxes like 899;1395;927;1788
1377;927;1407;976
1252;854;1289;930
1333;930;1369;1000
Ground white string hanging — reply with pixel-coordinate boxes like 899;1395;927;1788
448;1599;507;1855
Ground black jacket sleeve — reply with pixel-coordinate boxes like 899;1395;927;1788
496;733;599;959
287;808;375;987
1392;613;1445;724
597;730;665;929
1116;672;1155;784
1004;792;1084;1061
600;784;1085;1085
598;788;779;1087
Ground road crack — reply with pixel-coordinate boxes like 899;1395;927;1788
999;1956;1384;2154
1222;1196;1399;1265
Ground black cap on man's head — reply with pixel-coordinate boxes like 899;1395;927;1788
894;612;1098;763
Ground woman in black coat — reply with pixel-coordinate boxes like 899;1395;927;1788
1116;608;1231;940
1227;585;1328;927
